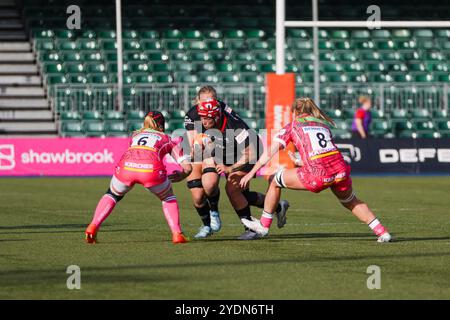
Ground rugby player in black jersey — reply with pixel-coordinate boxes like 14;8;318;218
184;86;289;240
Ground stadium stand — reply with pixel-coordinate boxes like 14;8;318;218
0;0;55;136
0;0;448;137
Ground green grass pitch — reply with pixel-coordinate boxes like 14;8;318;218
0;176;449;299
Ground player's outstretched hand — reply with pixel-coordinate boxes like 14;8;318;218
216;164;231;175
168;170;186;183
239;173;253;189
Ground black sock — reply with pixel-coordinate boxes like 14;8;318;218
235;205;252;231
244;190;281;212
207;189;220;212
275;203;282;213
195;203;211;226
243;190;265;208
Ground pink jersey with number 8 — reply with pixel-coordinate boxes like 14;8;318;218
274;114;351;193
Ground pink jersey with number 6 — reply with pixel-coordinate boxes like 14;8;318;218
114;129;189;188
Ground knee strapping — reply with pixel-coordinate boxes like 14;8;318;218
340;192;356;204
162;195;177;203
106;188;124;202
187;179;203;189
202;167;218;175
274;169;286;188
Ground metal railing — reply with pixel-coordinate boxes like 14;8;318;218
51;83;263;115
50;82;449;117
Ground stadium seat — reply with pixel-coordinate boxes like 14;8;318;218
433;109;449;119
104;111;124;121
167;119;185;131
414;29;434;39
397;129;416;139
60;111;81;121
436;119;450;136
123;119;139;131
82;111;102;121
413;120;435;131
47;75;68;84
371;109;386;119
393;119;414;135
84;121;105;137
415;131;441;138
331;128;351;139
105;122;127;136
391;109;410;119
411;109;431;119
371;119;392;138
61;121;84;137
170;110;186;119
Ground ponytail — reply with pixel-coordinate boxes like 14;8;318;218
291;97;335;127
143;115;163;132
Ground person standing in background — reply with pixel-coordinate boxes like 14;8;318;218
351;96;372;139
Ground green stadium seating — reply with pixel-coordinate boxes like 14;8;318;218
287;29;309;39
371;119;392;137
224;29;245;39
398;130;416;138
392;29;411;39
372;30;391;39
28;3;450;139
84;121;105;137
414;29;434;39
61;121;84;137
47;75;68;84
391;109;410;119
140;30;159;39
104;111;124;121
170;110;186;119
204;30;223;39
331;128;351;139
351;30;370;39
167;119;185;131
105;122;127;136
416;131;441;138
436;119;450;136
127;110;145;120
60;111;81;121
412;116;433;130
331;30;349;39
433;109;449;119
411;109;431;119
54;30;76;39
184;29;203;39
371;109;386;119
82;111;102;121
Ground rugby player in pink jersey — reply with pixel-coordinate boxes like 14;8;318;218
239;98;392;243
85;111;192;244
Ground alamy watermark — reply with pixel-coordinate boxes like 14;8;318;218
367;5;381;29
366;265;381;289
66;5;81;30
66;265;81;290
